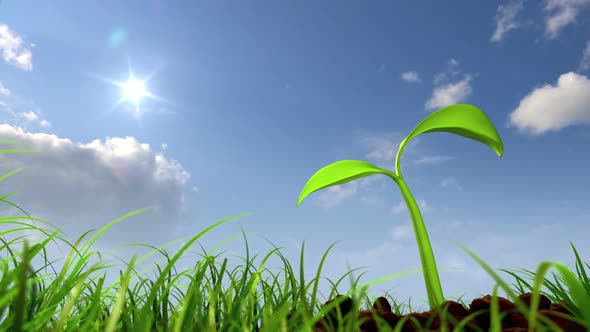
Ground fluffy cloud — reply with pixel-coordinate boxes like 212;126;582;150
20;111;38;121
490;0;590;41
491;0;525;43
425;59;474;111
362;133;403;162
0;125;198;284
312;181;359;208
0;24;33;70
507;72;590;135
544;0;590;39
390;223;413;240
0;81;10;96
401;71;421;83
425;75;473;111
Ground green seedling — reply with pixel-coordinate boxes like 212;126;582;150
296;103;504;309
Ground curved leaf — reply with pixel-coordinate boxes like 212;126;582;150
405;104;504;157
296;160;396;208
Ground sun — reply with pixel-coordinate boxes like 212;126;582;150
116;73;153;107
117;74;150;105
84;58;169;125
111;70;161;120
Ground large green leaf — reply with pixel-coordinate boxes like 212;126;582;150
406;104;504;157
296;160;395;208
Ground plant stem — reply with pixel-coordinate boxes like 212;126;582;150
395;175;445;308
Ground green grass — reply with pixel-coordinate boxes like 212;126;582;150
1;203;589;332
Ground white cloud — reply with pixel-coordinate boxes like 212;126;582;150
426;59;474;111
359;132;405;163
433;59;461;85
312;181;359;208
507;72;590;135
409;155;455;166
359;175;384;187
392;200;406;214
433;73;447;85
0;81;11;96
352;128;455;186
440;177;463;192
425;74;473;111
416;199;431;212
357;131;427;184
401;71;421;83
579;40;590;71
20;111;38;121
0;125;198;284
391;199;430;215
390;223;413;240
0;24;33;71
491;0;525;43
544;0;590;39
0;89;51;130
0;126;222;303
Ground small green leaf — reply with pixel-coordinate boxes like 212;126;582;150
406;104;504;157
296;160;395;208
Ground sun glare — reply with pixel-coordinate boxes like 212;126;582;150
86;58;169;123
119;76;148;104
106;72;158;121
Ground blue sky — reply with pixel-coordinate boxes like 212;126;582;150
1;0;590;312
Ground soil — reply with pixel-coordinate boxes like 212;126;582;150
285;292;587;332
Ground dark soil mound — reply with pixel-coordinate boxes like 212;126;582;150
287;292;586;332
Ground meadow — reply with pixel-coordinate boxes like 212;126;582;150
1;208;589;331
